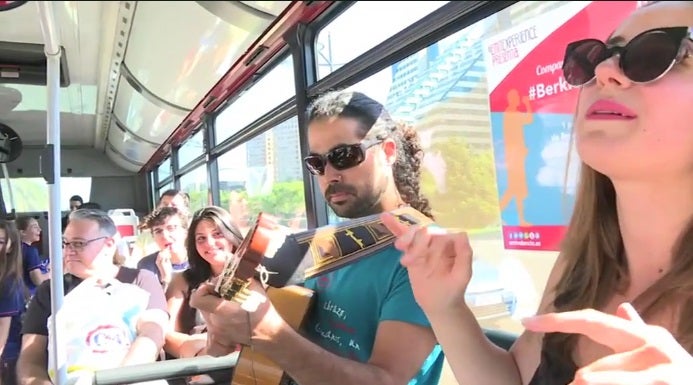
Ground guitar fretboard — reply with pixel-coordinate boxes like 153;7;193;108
261;206;433;287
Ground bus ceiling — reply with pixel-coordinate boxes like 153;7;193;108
139;1;334;174
0;1;328;175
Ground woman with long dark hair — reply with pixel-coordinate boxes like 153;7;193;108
164;206;243;382
0;220;27;385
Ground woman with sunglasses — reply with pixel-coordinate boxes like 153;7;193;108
163;206;243;383
383;2;693;385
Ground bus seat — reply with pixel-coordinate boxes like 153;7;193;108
108;208;140;238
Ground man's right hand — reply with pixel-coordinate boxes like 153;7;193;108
381;213;474;316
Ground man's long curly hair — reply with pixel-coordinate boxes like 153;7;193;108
307;90;433;220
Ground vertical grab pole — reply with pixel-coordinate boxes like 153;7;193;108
37;2;66;385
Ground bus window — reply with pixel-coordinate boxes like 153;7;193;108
216;116;306;234
316;1;449;80
215;56;295;143
157;157;172;182
0;177;91;212
178;128;206;168
179;165;209;212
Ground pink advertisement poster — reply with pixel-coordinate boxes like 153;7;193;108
483;1;639;251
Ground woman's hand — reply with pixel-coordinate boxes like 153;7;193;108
381;213;474;315
522;303;691;385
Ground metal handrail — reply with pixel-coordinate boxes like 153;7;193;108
92;354;238;385
36;2;66;385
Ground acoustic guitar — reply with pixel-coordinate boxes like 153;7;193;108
214;206;433;385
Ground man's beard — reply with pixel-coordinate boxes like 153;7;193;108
325;182;385;219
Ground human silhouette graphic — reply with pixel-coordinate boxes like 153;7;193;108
499;88;533;227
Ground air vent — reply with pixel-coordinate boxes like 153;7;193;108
0;41;70;87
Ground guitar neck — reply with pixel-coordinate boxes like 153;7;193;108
260;206;433;288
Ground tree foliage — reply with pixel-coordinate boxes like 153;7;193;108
421;137;500;230
218;180;306;226
2;178;50;212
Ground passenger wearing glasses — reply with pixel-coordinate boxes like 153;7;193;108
138;206;190;289
17;209;169;385
383;2;693;385
131;189;192;265
190;91;444;385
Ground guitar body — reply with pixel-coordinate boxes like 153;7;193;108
216;214;315;385
231;285;314;385
216;207;432;385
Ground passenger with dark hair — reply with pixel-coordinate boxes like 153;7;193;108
191;91;443;385
68;195;83;211
306;90;433;220
158;189;191;216
61;195;84;231
79;202;102;210
137;206;189;288
164;206;243;384
132;189;191;264
0;220;27;385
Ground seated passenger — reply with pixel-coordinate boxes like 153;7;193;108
164;206;243;364
131;190;191;265
15;216;49;297
61;195;83;232
0;220;27;385
382;3;693;384
80;202;102;210
137;207;189;288
163;207;242;385
17;209;169;385
190;91;444;385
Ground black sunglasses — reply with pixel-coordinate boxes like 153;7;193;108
562;26;692;87
304;139;383;176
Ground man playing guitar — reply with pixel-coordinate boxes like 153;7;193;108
190;90;444;385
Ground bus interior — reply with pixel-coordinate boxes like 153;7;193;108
0;1;647;384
